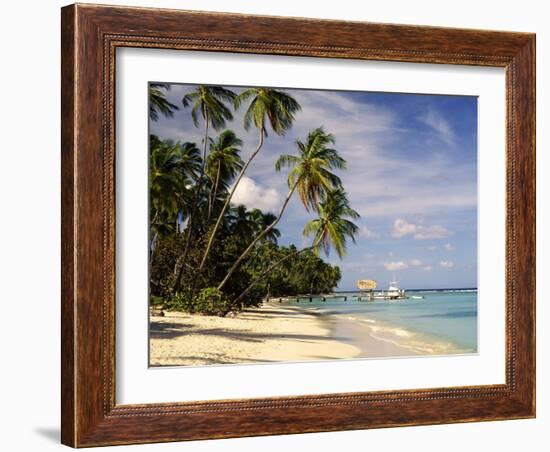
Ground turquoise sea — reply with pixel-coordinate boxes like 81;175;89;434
283;290;477;354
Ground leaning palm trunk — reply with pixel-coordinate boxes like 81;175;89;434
149;231;158;265
198;130;265;270
207;162;221;223
149;210;159;264
230;243;317;308
217;182;297;291
173;116;209;292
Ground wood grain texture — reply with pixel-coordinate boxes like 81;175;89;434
60;5;76;446
60;3;536;447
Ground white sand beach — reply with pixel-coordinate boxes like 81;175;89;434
149;302;433;367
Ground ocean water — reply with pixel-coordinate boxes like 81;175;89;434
283;290;478;353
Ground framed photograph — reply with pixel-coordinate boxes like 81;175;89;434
61;4;535;447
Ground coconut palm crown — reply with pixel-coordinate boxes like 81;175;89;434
234;87;302;136
275;127;346;212
303;188;360;258
149;137;201;227
182;85;237;130
149;83;179;121
206;130;244;200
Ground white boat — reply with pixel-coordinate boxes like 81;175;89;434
371;278;407;300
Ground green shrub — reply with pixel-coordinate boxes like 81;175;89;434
149;295;165;307
166;287;233;316
194;287;233;316
164;292;194;312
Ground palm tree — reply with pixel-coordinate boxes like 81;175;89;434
228;207;281;246
149;137;201;232
149;137;201;260
228;205;255;242
173;86;237;291
198;88;301;270
177;141;203;180
149;83;179;121
183;85;237;132
231;188;359;306
216;127;345;290
248;210;280;244
205;130;244;221
302;188;360;258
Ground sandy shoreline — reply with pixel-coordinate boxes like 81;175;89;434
149;304;359;366
149;302;432;367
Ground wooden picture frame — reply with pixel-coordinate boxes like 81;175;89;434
61;3;535;447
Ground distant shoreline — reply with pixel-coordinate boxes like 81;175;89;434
264;287;477;303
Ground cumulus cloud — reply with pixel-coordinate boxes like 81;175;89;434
409;259;422;267
440;260;455;268
390;219;417;238
413;225;452;240
384;261;408;271
361;225;380;239
420;109;455;146
391;219;451;240
444;243;456;251
423;266;433;271
231;176;282;212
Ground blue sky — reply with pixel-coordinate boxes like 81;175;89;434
150;83;478;290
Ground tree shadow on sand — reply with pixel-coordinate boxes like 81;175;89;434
149;321;194;340
149;318;349;344
151;353;278;367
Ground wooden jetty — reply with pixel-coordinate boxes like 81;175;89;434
266;278;409;303
267;293;369;303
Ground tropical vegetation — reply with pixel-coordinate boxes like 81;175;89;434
149;83;360;316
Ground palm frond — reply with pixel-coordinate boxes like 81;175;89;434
149;84;179;121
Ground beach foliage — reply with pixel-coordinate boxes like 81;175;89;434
149;83;179;121
166;288;233;316
149;84;360;316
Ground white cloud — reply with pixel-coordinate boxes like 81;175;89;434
153;85;477;223
444;243;456;251
427;245;437;251
440;260;455;268
409;259;422;267
231;176;282;212
423;266;433;271
361;225;380;239
419;109;455;146
390;219;417;238
391;219;451;240
413;225;451;240
384;261;408;271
